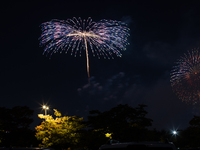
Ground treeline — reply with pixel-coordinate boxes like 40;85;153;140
0;106;37;147
0;104;200;150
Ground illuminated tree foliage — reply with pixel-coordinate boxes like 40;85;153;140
170;48;200;104
35;109;85;149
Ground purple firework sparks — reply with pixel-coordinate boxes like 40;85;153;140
39;17;130;79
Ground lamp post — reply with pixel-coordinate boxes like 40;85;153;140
170;130;179;143
42;105;49;147
43;105;49;115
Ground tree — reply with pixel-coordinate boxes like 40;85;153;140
189;115;200;127
180;115;200;148
0;106;33;130
0;106;35;147
85;104;153;149
35;109;85;149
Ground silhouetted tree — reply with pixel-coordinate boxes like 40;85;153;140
85;104;153;149
180;115;200;148
0;106;35;147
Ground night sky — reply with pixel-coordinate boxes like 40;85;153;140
1;1;200;131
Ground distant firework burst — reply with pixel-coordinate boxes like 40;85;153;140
39;17;130;79
170;48;200;104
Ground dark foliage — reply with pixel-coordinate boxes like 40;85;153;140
0;106;38;147
83;104;153;150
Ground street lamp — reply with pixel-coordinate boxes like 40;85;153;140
43;105;49;115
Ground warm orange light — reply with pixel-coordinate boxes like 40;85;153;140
43;105;49;115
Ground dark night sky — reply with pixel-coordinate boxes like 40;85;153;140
1;1;200;131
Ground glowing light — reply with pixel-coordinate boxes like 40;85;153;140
170;48;200;104
105;133;112;139
172;130;177;135
42;105;49;115
39;17;130;79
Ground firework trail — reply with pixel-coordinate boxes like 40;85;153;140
170;48;200;104
39;17;130;80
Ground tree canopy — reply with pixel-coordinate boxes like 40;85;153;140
178;115;200;148
35;109;85;149
0;106;35;147
85;104;153;149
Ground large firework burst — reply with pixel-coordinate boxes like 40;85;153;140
170;48;200;104
39;17;130;79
